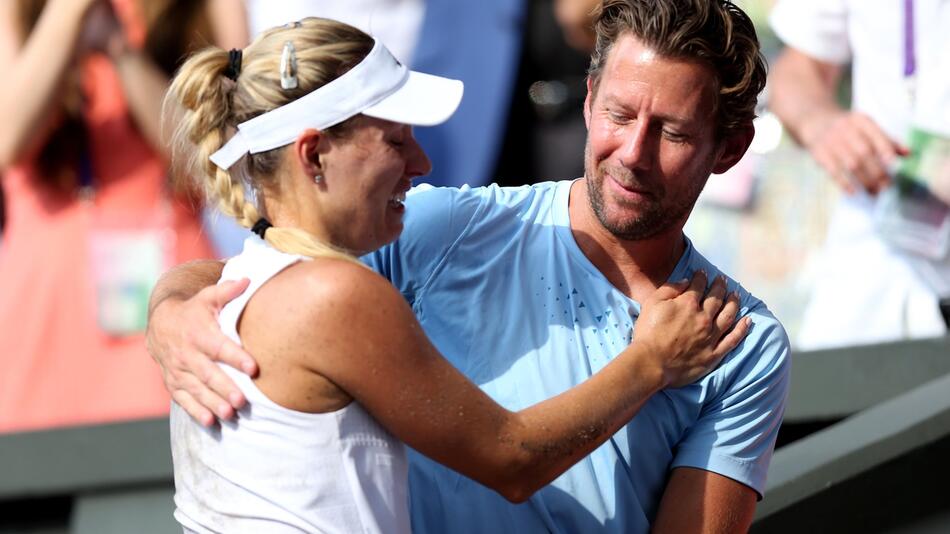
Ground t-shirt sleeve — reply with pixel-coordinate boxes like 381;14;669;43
769;0;852;64
670;308;792;498
362;184;486;304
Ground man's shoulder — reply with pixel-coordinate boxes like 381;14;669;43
399;181;565;244
404;181;562;212
369;181;567;290
684;243;791;368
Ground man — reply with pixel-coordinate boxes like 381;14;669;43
148;0;790;531
769;0;950;349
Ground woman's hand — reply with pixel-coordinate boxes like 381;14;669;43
632;271;749;389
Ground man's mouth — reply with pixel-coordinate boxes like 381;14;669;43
605;172;654;200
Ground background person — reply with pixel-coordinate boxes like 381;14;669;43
149;1;791;531
769;0;950;349
0;0;246;433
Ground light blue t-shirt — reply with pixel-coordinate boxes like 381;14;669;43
365;180;791;533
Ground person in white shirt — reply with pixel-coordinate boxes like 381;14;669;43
770;0;950;349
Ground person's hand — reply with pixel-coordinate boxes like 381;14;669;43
633;271;749;389
76;0;122;55
804;110;910;195
554;0;600;52
146;278;259;427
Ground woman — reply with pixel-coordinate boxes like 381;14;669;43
0;0;246;432
165;18;748;533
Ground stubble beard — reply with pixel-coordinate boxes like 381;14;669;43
583;141;704;241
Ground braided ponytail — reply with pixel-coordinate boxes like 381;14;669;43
164;18;374;264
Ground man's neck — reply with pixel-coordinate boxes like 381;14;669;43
568;179;688;302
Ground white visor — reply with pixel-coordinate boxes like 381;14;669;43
209;39;463;170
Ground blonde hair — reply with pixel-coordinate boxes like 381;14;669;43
165;17;374;262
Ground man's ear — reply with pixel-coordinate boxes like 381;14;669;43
583;77;594;129
712;123;755;174
292;128;328;178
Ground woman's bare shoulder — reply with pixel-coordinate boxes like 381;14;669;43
251;257;408;335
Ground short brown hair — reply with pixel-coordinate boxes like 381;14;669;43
588;0;766;137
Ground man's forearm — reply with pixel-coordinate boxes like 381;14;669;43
147;259;225;319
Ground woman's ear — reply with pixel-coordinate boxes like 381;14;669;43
292;128;327;179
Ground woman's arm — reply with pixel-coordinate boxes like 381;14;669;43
0;0;101;168
250;261;746;503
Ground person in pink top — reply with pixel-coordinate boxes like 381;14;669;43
0;0;247;433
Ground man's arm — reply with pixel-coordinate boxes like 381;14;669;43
146;260;257;427
650;297;790;533
770;47;908;195
652;468;756;533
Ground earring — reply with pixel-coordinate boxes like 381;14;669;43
313;174;324;184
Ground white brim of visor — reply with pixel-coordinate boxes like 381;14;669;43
209;39;463;170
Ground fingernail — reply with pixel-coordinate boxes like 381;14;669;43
218;404;231;418
242;361;255;375
229;392;244;407
678;278;690;284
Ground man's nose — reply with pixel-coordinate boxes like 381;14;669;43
617;120;654;170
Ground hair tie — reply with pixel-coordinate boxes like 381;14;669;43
251;218;272;238
225;49;243;81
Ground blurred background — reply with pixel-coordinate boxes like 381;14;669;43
1;0;948;533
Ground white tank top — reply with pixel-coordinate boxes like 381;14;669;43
171;236;410;534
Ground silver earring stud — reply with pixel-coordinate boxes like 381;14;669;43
314;174;324;184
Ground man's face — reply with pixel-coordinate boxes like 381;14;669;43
583;34;729;240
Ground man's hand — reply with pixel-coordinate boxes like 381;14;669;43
146;278;258;427
803;110;909;195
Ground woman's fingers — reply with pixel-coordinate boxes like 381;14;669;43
714;291;741;336
679;269;707;308
715;316;752;357
701;275;727;318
